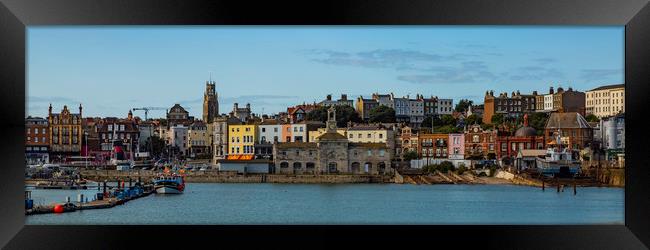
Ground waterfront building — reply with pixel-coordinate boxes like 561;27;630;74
257;120;283;144
202;80;219;123
216;158;271;173
398;125;420;160
230;103;252;122
585;84;625;118
436;98;454;115
495;114;546;161
417;133;449;159
48;104;83;160
544;89;554;111
82;117;102;162
320;94;354;107
347;124;395;146
448;133;465;160
228;124;257;155
308;127;346;143
187;121;211;158
166;104;192;125
356;96;379;121
273;107;391;175
96;114;140;159
25;116;49;164
464;124;497;159
212;116;242;163
544;112;593;150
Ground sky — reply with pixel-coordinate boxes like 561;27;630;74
27;26;624;119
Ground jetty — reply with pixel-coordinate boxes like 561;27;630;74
26;184;155;216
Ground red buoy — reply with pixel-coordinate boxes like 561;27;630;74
53;204;64;213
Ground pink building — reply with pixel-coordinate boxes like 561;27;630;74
448;133;465;159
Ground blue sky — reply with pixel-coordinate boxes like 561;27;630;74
27;26;624;119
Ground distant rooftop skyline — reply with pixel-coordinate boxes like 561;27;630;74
28;26;623;119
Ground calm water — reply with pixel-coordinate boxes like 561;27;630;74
26;183;624;225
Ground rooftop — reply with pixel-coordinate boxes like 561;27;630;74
275;142;318;149
589;84;625;92
545;112;591;129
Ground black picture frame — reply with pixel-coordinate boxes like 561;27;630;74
1;0;648;248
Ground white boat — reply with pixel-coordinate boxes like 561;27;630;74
153;174;185;194
536;147;581;177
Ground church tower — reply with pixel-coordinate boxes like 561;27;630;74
203;79;218;123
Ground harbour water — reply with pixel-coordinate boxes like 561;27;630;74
26;183;624;225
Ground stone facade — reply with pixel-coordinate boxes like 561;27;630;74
48;104;83;156
273;107;391;175
585;84;624;118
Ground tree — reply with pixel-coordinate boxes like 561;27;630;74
455;99;473;112
403;150;419;161
422;115;443;128
585;114;599;122
465;114;482;125
368;105;396;123
144;136;166;158
441;114;456;126
491;113;504;125
438;161;455;173
306;105;361;127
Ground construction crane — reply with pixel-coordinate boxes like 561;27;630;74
132;107;166;121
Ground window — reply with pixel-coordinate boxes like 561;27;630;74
108;124;113;131
379;149;385;157
262;128;266;132
473;135;479;143
27;136;31;141
35;137;39;143
274;127;278;132
357;134;361;138
299;127;303;132
367;150;372;156
367;133;371;138
42;128;46;134
349;134;353;138
294;127;297;132
501;142;507;152
379;134;383;139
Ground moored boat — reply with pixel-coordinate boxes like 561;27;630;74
153;174;185;194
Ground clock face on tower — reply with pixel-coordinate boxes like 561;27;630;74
329;123;336;130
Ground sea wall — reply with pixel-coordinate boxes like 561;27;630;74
80;170;393;184
590;168;625;187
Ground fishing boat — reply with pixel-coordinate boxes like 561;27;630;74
153;173;185;194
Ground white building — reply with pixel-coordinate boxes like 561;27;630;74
543;94;554;111
258;123;283;144
170;124;188;156
585;84;625;118
599;113;625;150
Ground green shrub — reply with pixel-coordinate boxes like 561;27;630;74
457;165;466;175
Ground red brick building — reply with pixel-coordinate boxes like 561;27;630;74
464;124;497;159
496;114;546;160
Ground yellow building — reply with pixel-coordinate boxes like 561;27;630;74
586;84;624;118
309;128;346;142
346;125;393;144
228;124;257;155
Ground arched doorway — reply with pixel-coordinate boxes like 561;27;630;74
378;162;386;175
328;162;337;173
280;162;289;174
293;162;302;174
306;162;315;174
364;162;372;174
351;162;361;174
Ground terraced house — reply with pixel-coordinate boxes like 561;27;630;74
228;124;257;155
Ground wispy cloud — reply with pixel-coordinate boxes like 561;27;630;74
306;49;472;71
397;61;498;84
533;57;557;64
508;66;564;81
580;69;622;82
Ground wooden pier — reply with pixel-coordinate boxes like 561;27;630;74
25;185;155;216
